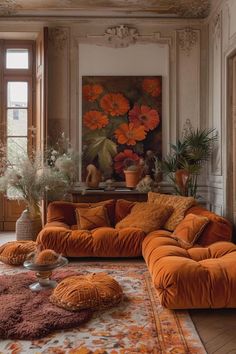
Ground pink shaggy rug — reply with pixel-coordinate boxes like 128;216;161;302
0;270;93;340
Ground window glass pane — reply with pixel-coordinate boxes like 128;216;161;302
7;82;28;107
7;109;28;136
7;137;27;164
6;49;29;69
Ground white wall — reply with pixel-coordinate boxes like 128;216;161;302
207;0;236;217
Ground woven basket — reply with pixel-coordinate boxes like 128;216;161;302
16;210;42;241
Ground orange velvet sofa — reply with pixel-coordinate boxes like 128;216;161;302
37;199;232;257
37;200;147;257
142;232;236;308
36;199;234;308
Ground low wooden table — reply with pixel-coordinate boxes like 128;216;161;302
70;188;147;203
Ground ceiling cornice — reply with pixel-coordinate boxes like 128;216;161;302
0;0;211;19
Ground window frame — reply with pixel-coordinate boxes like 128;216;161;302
1;40;35;163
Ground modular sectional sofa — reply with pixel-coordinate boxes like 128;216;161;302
36;194;235;309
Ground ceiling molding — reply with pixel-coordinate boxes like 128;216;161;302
0;0;21;16
0;0;211;19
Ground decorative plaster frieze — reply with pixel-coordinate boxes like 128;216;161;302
49;27;68;51
182;119;193;138
213;13;221;42
178;28;198;56
174;0;210;18
104;25;138;48
77;25;172;48
0;0;20;16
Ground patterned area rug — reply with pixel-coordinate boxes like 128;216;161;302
0;262;206;354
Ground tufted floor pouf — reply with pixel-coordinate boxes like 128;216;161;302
142;230;236;309
0;240;37;266
50;272;123;311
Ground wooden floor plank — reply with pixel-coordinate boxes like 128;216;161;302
190;309;236;354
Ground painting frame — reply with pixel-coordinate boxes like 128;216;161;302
82;75;162;182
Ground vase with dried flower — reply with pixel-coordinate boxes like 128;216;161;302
0;133;79;240
0;150;68;241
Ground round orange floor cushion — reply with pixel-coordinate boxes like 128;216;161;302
0;241;37;266
50;272;123;311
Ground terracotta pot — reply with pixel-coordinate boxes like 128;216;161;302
175;169;190;196
124;170;141;188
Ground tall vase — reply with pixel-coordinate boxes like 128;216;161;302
16;209;42;241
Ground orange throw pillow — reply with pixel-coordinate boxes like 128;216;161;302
148;192;196;231
115;203;173;234
172;213;209;248
76;205;110;230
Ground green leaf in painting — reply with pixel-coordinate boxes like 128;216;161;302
84;136;117;178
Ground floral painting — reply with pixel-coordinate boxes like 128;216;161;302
82;76;162;181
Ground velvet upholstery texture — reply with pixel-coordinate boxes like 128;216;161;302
116;203;173;234
37;200;232;259
47;200;116;227
142;233;236;309
0;241;36;265
186;206;232;246
148;192;196;231
172;213;209;248
115;199;136;224
76;205;110;230
50;273;123;311
37;226;146;257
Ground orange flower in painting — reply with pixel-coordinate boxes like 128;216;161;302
142;78;161;97
83;110;108;130
129;104;160;131
114;123;146;146
100;93;130;116
114;149;140;175
83;84;103;102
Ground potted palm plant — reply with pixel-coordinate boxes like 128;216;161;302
162;128;218;197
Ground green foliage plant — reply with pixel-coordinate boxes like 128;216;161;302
161;128;218;197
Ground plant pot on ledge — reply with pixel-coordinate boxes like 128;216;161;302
124;167;141;188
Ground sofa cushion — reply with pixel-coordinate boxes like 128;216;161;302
37;226;146;258
0;241;37;266
47;200;116;226
142;233;236;308
115;202;173;234
50;273;123;311
76;205;110;230
115;199;136;223
148;192;196;231
172;213;209;248
186;206;233;246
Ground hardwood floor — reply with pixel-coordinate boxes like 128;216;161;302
190;309;236;354
1;232;236;353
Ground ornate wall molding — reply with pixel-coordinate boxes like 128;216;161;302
77;24;172;48
174;0;210;18
213;12;222;47
178;28;198;56
104;25;139;48
49;27;68;51
0;0;20;16
181;119;193;138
